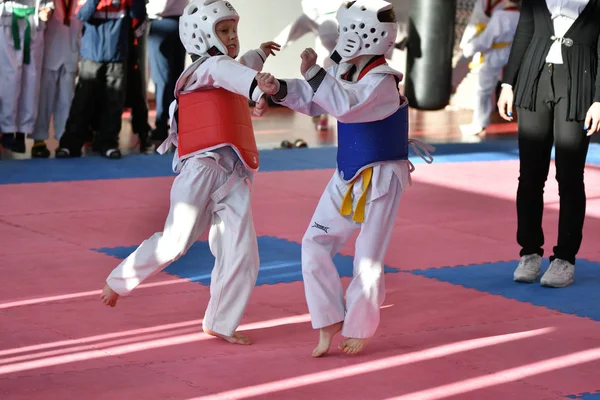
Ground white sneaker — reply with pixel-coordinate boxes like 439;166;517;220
541;259;574;288
513;254;542;283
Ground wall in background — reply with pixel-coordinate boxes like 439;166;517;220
203;0;410;78
147;1;414;96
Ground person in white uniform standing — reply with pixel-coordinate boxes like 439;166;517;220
0;0;51;153
452;0;505;97
273;0;344;131
100;0;279;346
258;0;434;357
30;0;82;158
460;0;521;136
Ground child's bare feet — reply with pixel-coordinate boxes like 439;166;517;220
100;283;119;307
202;326;252;345
312;321;343;357
338;337;370;355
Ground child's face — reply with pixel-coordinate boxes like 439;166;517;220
215;19;239;58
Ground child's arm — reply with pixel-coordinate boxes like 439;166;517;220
260;50;401;123
461;14;504;58
459;0;487;49
182;56;266;104
238;42;280;72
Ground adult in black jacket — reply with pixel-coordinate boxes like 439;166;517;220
497;0;600;288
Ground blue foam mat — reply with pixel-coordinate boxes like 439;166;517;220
411;258;600;322
2;141;600;185
567;392;600;399
94;236;398;286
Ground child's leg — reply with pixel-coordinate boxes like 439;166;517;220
340;173;403;355
302;173;357;357
31;67;59;157
103;158;225;305
53;66;78;142
472;62;502;130
15;28;44;149
0;25;23;138
202;162;259;344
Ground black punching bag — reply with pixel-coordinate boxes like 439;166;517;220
405;0;457;110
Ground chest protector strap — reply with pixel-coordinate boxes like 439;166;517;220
177;88;259;171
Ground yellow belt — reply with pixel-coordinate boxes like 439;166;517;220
475;23;487;36
469;42;511;69
339;167;373;224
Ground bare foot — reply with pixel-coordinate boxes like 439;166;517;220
312;321;343;358
100;283;120;307
338;337;370;355
202;326;252;345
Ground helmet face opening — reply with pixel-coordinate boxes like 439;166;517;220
331;0;397;63
180;0;240;57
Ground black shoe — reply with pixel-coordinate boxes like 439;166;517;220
55;147;83;158
102;148;122;159
138;132;155;154
150;127;168;143
12;133;26;153
1;133;14;150
31;141;50;158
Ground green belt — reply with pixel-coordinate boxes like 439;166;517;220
12;7;36;65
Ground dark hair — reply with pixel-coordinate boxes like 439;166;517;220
378;8;397;23
344;1;397;23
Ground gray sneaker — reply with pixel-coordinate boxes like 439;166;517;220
513;254;542;283
540;258;574;288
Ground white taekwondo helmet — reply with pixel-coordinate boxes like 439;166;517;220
179;0;239;57
331;0;398;63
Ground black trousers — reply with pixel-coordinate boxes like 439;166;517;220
516;63;591;264
60;59;127;153
124;28;151;136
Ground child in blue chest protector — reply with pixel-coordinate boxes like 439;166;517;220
257;0;435;357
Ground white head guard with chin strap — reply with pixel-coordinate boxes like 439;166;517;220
330;0;398;64
179;0;239;57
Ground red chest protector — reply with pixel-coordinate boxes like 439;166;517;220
95;0;131;12
177;88;259;171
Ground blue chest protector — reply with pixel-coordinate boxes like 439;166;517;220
336;103;409;182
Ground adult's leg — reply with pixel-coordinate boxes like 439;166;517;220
550;67;591;265
516;70;555;258
58;59;103;156
148;17;185;141
95;61;127;157
512;66;555;282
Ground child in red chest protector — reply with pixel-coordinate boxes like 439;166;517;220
100;0;281;346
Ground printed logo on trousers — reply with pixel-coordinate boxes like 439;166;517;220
312;222;329;233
